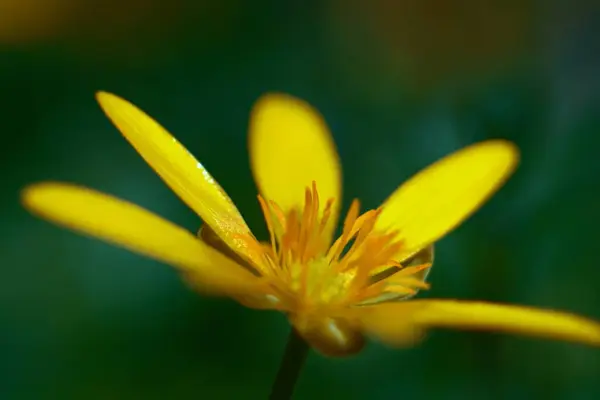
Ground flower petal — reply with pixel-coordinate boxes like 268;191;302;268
21;182;260;295
376;140;518;262
95;91;255;260
360;300;600;347
361;245;434;305
248;93;342;242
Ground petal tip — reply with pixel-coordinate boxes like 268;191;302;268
95;90;126;112
20;184;38;209
480;139;520;167
253;92;302;109
95;90;113;103
463;138;521;186
21;181;49;203
250;92;321;126
20;182;66;212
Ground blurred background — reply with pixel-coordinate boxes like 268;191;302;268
1;0;599;398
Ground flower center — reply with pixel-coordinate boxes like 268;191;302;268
247;182;431;313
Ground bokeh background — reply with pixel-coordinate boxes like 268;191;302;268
1;0;599;398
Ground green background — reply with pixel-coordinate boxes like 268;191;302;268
1;0;599;398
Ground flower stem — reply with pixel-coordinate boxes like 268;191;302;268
269;328;310;400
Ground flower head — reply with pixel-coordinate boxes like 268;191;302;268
22;92;600;357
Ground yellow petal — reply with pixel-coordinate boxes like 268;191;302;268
248;93;342;242
376;140;519;262
21;182;260;295
95;91;256;260
360;300;600;347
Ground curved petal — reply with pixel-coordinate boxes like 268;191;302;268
95;91;255;260
248;93;342;242
362;245;434;305
360;300;600;347
376;140;519;262
21;182;260;295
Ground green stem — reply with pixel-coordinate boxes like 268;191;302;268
269;328;310;400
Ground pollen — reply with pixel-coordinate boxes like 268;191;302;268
245;182;432;315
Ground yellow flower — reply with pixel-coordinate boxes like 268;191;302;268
22;92;600;357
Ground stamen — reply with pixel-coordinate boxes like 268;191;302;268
319;198;335;233
251;182;432;312
268;200;287;239
387;278;431;290
358;269;431;302
334;209;381;272
305;182;323;259
283;210;299;264
326;199;360;263
393;263;432;277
